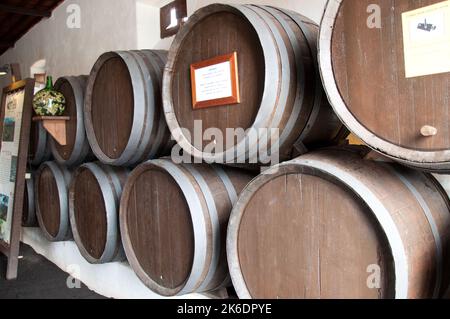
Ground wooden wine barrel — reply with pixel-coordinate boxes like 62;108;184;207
69;162;128;264
120;159;254;296
51;76;93;167
319;0;450;172
35;162;72;242
163;4;348;164
29;120;51;166
227;147;450;299
84;50;173;166
22;174;37;227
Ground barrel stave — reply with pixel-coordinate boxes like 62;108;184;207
120;159;254;296
227;148;450;299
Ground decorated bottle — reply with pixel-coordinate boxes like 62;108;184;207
33;76;66;116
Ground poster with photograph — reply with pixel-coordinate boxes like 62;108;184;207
0;89;25;244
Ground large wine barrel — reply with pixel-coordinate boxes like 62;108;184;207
163;4;347;164
319;0;450;172
22;174;37;227
227;147;450;299
84;50;173;167
120;159;254;296
29;120;51;166
52;76;93;167
69;162;128;264
35;162;72;242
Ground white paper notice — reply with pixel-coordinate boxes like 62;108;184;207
0;90;24;244
194;61;233;102
402;1;450;78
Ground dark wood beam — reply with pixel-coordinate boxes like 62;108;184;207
0;41;14;48
0;4;51;18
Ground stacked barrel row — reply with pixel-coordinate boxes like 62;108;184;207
24;2;450;300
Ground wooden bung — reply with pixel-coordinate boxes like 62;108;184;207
227;147;450;299
69;162;129;264
163;4;348;165
120;159;255;296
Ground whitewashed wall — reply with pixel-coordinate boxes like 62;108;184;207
0;0;327;299
0;0;327;88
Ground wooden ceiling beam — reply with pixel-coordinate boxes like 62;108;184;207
0;4;51;18
0;41;14;48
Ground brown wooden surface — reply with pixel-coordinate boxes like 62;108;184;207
70;163;128;263
91;57;134;160
229;148;450;299
85;51;172;165
238;173;394;298
55;79;77;159
126;167;194;290
36;165;60;238
331;0;450;151
72;167;107;260
160;0;187;39
170;8;264;151
120;159;254;295
53;77;84;160
0;0;63;55
164;4;347;162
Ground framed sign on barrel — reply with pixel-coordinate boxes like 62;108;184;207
190;52;240;110
0;78;35;280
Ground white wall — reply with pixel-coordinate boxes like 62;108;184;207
0;0;327;298
0;0;140;88
0;0;327;89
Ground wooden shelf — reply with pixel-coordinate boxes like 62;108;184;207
33;116;70;146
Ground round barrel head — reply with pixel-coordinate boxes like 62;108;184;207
330;0;450;152
169;8;265;151
91;56;134;160
72;167;107;260
37;166;61;238
53;78;78;161
235;170;395;299
123;166;194;295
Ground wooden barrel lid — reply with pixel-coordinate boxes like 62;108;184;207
167;5;265;151
52;76;90;166
54;78;78;161
90;54;134;160
122;164;195;294
71;166;107;260
37;165;61;238
234;168;395;298
320;0;450;168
